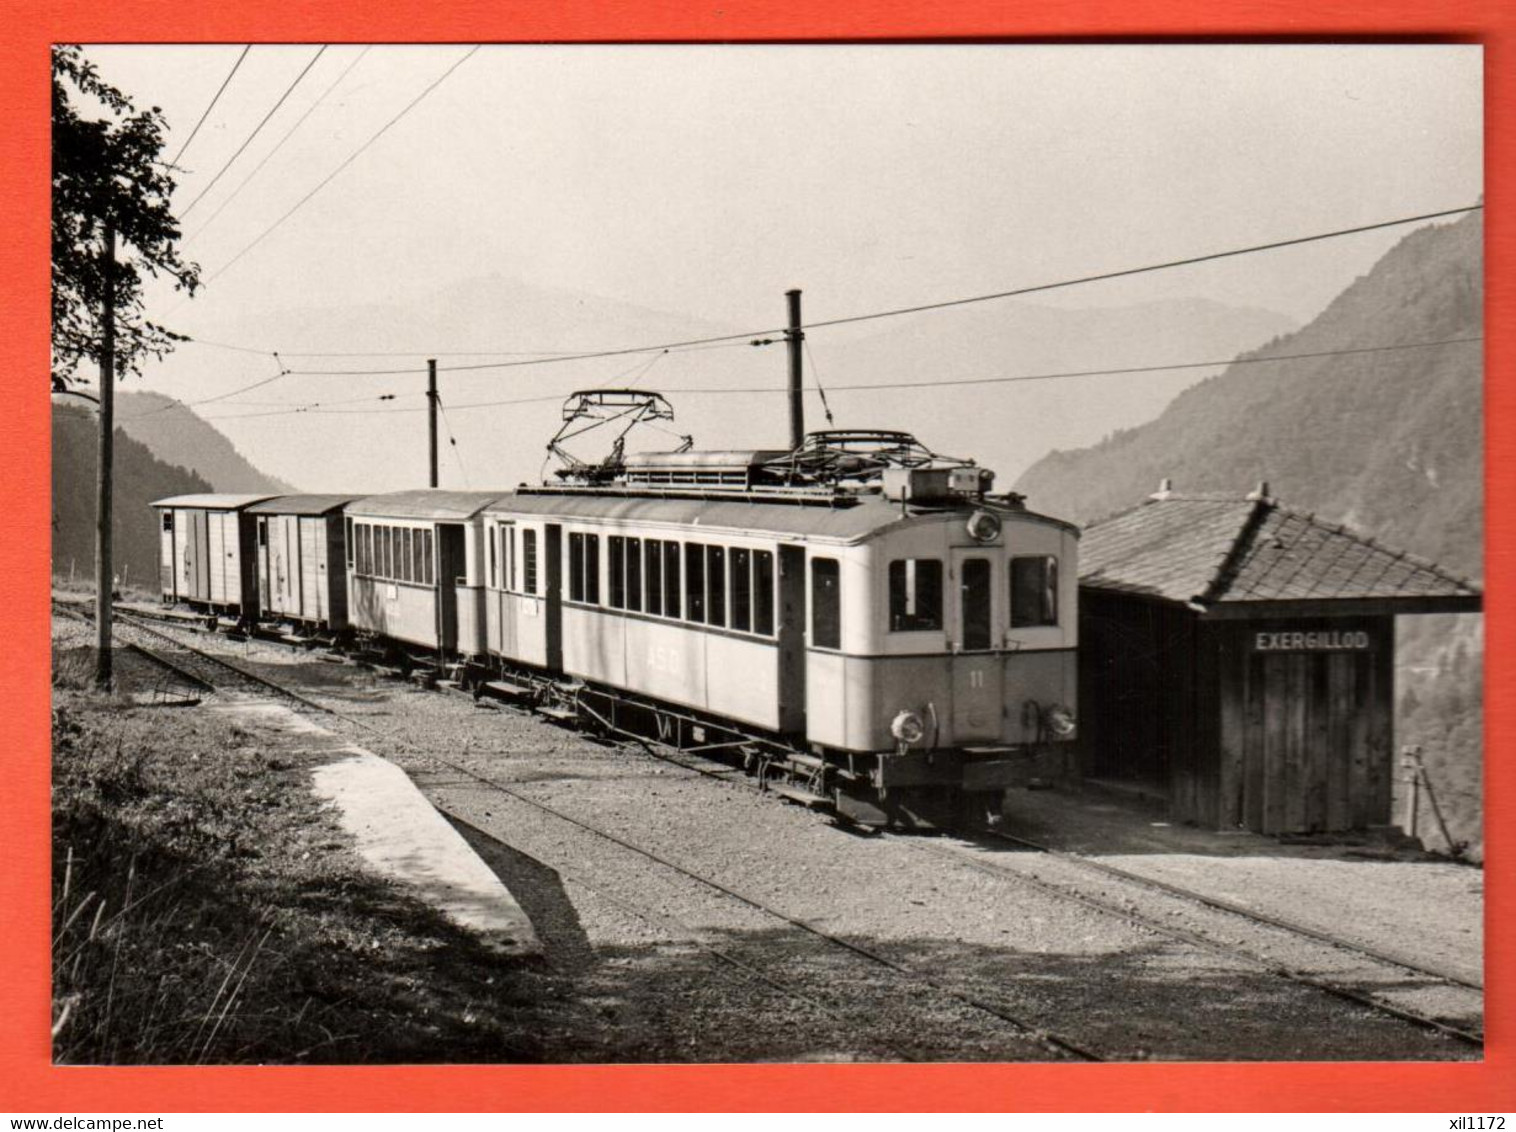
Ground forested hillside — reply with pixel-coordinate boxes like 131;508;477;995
1016;211;1482;580
117;391;297;495
1015;210;1484;857
52;404;211;592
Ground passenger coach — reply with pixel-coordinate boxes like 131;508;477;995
343;490;505;657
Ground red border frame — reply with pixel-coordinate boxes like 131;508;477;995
2;1;1509;1113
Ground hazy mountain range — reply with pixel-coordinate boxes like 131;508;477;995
128;279;1298;494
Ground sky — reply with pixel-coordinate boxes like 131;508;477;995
71;44;1484;491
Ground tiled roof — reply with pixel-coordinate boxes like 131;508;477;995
1080;492;1480;608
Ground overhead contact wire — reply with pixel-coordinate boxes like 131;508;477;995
170;46;251;168
202;45;482;286
180;46;329;219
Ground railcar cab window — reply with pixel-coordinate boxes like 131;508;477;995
257;519;267;547
888;558;943;632
345;518;354;569
162;511;174;532
811;557;841;649
1010;555;1058;627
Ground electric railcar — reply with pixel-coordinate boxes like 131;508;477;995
469;441;1078;827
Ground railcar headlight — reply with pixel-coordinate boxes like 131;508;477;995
890;709;926;745
1045;704;1077;738
966;510;1002;543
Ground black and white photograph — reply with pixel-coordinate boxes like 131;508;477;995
49;43;1484;1066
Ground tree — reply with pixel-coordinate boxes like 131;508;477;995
53;46;200;688
51;45;199;390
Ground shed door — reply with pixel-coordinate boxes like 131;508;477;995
950;551;1003;741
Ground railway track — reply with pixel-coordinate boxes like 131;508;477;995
515;687;1485;1044
78;603;1482;1058
101;608;1102;1062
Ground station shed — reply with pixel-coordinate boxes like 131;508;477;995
1076;483;1480;834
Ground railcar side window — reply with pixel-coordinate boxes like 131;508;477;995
607;536;625;608
1010;556;1058;627
412;529;425;583
570;532;602;604
685;542;706;623
523;529;538;595
382;528;393;579
345;518;354;569
811;557;841;649
706;545;726;627
754;550;775;635
162;511;174;532
502;524;515;591
489;527;498;588
663;541;682;618
359;525;370;574
626;537;643;612
645;541;663;616
888;558;944;632
570;533;586;601
730;547;752;632
403;529;415;583
422;530;434;585
258;519;267;547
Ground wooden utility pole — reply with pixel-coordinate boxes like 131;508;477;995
427;358;439;488
94;219;116;689
785;289;804;450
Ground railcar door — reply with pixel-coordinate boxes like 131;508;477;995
437;524;464;652
949;550;1004;742
544;523;563;673
257;518;271;615
777;545;807;736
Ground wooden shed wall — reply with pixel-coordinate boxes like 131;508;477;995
1210;617;1394;834
1079;592;1395;834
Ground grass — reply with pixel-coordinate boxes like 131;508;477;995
51;677;572;1064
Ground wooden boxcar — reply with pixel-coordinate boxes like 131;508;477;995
344;490;507;654
247;495;363;632
152;494;276;617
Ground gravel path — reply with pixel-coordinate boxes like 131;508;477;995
94;618;1485;1063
